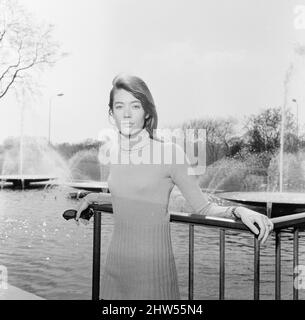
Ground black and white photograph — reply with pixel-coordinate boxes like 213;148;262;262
0;0;305;313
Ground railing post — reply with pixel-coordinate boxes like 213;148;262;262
219;229;225;300
188;224;194;300
275;231;281;300
254;236;260;300
293;228;299;300
92;211;101;300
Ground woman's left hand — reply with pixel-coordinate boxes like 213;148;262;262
235;207;274;245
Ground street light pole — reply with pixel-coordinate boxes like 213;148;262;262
292;98;299;144
48;93;64;144
279;102;285;192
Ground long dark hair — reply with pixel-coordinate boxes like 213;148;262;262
108;74;159;140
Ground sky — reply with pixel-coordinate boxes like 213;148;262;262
0;0;305;144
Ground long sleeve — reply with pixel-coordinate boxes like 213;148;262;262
85;191;112;206
96;192;112;204
169;143;235;219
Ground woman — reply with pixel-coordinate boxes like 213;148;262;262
75;74;273;300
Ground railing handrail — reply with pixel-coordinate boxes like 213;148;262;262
90;202;305;231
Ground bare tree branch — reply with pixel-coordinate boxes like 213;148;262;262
0;0;65;99
0;29;5;42
0;39;22;82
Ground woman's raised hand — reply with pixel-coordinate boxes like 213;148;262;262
75;195;92;226
235;207;274;245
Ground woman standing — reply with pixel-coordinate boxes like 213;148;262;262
75;74;273;300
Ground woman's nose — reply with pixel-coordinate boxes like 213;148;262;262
123;107;131;117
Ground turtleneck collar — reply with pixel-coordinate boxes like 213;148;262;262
118;128;151;152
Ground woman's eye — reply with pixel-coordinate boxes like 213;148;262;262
114;105;122;109
132;105;141;109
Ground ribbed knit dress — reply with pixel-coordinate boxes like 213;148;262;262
98;128;229;300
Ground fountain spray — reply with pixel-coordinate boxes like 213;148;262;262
279;43;305;192
279;63;293;192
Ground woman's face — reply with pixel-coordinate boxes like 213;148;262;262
112;88;147;136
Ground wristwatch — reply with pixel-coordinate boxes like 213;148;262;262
231;206;240;219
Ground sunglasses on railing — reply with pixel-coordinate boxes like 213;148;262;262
62;203;113;221
62;207;94;221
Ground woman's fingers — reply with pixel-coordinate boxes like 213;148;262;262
269;221;274;231
75;198;89;224
251;215;273;245
260;222;269;244
75;210;82;224
79;218;89;226
75;216;89;226
261;219;273;245
75;218;88;226
244;218;260;236
254;216;266;241
75;207;82;222
239;207;273;244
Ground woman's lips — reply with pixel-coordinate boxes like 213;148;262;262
121;122;134;127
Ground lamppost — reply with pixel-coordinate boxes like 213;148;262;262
292;98;299;143
48;93;64;144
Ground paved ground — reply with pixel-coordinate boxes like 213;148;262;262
0;284;44;300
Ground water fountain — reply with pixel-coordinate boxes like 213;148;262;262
217;44;305;218
64;149;109;195
0;134;112;195
0;92;64;189
0;136;70;189
0;91;107;191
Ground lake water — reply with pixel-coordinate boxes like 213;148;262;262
0;186;304;300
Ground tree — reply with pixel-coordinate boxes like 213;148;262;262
227;136;246;158
244;107;297;154
54;139;101;160
180;117;237;164
0;0;65;98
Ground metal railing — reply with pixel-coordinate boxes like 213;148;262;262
89;202;305;300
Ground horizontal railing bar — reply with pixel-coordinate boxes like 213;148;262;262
91;203;305;232
91;204;250;231
270;212;305;230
